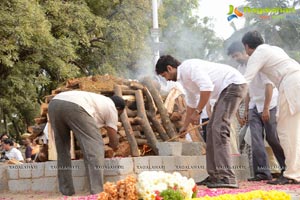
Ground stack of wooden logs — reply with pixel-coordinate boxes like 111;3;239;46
28;75;205;159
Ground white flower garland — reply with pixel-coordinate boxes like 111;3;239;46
137;171;196;200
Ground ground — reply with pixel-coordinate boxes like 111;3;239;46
1;181;300;200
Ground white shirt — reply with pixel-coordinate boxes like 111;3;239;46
5;147;24;161
237;63;278;112
244;44;300;114
177;59;246;108
54;91;119;131
249;72;278;113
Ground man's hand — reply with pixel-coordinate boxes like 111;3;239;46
179;126;188;137
190;111;201;125
261;109;270;122
106;127;119;151
237;117;246;126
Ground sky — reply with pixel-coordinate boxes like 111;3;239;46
196;0;247;39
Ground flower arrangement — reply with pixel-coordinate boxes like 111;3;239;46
192;190;291;200
98;175;138;200
136;171;197;200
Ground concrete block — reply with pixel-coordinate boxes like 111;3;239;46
32;177;57;192
178;171;190;178
237;155;250;180
45;161;57;177
157;142;182;156
161;156;177;172
7;165;19;179
32;162;45;178
19;163;36;178
73;176;88;192
71;160;86;177
148;156;165;171
174;156;205;171
181;142;203;156
133;157;150;173
0;165;8;191
104;174;135;183
8;179;31;192
114;157;133;175
103;157;132;176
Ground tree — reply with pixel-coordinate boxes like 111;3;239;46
84;0;153;77
0;0;78;138
225;0;300;62
0;0;224;138
158;0;224;61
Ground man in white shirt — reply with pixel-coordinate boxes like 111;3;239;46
48;91;125;195
2;138;24;161
227;41;285;182
242;30;300;184
155;55;247;188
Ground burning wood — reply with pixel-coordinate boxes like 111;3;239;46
27;75;206;160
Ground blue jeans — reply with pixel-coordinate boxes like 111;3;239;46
249;106;285;178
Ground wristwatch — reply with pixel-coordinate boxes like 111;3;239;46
195;109;202;115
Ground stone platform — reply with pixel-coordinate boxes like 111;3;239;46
0;155;250;193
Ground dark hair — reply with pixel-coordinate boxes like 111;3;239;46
242;30;264;49
3;138;14;146
0;133;8;140
227;41;245;55
155;55;181;74
110;95;126;110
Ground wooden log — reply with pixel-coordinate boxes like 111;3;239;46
70;131;75;159
141;77;176;138
131;125;142;132
164;88;184;114
135;89;158;154
121;90;137;95
175;95;186;115
121;95;136;102
170;112;182;122
114;141;131;157
129;81;144;90
44;94;56;103
128;117;141;125
47;122;57;160
40;103;48;117
118;129;126;137
66;78;80;89
126;108;137;118
104;145;115;158
146;113;169;141
102;136;110;145
133;131;142;138
114;85;140;157
135;138;148;145
120;85;130;91
28;123;46;139
34;117;47;125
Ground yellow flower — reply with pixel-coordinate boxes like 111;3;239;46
190;190;291;200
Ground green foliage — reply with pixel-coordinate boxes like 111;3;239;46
159;188;184;200
225;0;300;63
158;0;223;61
0;0;223;138
85;0;153;76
